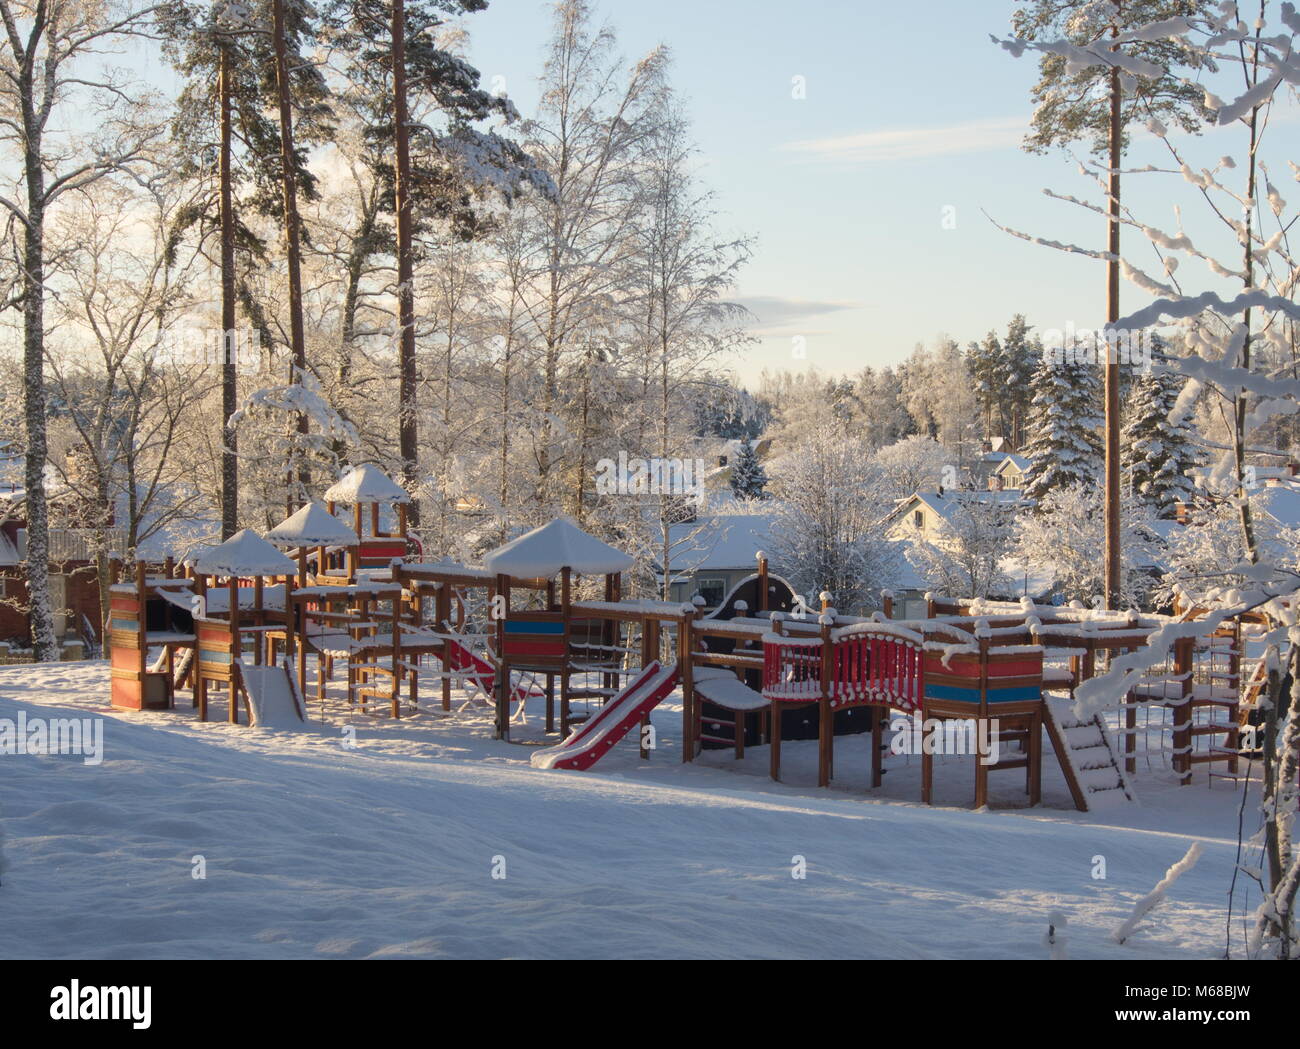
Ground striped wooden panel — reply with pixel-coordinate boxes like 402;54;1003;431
501;615;566;668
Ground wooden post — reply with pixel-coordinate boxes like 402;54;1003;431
769;613;784;781
495;573;511;739
921;717;934;804
437;583;451;712
228;575;240;725
1174;636;1193;785
871;707;883;788
1028;708;1043;806
975;633;990;808
679;606;695;763
640;616;658;760
350;504;362;579
756;553;769;614
391;591;402;719
253;576;264;665
818;617;832;788
294;595;307;712
559;567;571;737
545;580;557;732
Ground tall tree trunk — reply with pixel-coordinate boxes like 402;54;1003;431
271;0;310;509
392;0;419;520
1103;10;1123;611
21;103;56;660
220;43;238;539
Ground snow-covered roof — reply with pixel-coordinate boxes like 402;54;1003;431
264;502;359;548
323;464;411;505
192;529;299;578
992;454;1031;474
483;518;634;578
888;488;1026;529
1252;485;1300;529
664;515;772;572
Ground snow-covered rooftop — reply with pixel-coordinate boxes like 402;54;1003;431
323;464;411;505
483;518;634;578
664;515;772;572
192;529;299;578
1251;484;1300;529
992;454;1031;474
265;503;359;549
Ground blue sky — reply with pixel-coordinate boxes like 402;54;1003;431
464;0;1298;388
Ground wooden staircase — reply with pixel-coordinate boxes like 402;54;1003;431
1043;695;1134;811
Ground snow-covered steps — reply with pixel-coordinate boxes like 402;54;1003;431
1043;695;1134;812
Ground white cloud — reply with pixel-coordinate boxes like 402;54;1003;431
735;295;864;336
780;116;1027;166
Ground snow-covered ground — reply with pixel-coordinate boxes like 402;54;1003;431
0;660;1263;959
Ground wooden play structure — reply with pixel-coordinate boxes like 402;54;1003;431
107;468;1268;812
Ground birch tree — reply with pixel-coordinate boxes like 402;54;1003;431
0;0;162;659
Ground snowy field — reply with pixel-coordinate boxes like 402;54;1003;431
0;660;1263;960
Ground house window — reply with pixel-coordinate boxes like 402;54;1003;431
913;510;924;529
696;577;727;608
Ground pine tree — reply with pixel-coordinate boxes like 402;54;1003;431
1022;349;1103;503
324;0;540;515
967;332;1002;440
729;441;768;501
1001;314;1039;450
1122;350;1200;518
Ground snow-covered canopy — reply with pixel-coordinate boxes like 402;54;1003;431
323;464;411;505
264;502;359;549
483;518;634;579
192;529;299;578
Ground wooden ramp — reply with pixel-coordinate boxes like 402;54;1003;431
1043;695;1134;812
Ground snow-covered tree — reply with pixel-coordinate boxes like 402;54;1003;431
0;0;161;659
768;426;901;614
1021;347;1103;502
1016;483;1156;607
729;440;768;501
1122;345;1201;517
906;493;1016;599
872;434;949;504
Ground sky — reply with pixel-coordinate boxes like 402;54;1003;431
462;0;1299;388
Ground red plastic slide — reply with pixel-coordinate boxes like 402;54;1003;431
444;639;543;704
530;661;681;771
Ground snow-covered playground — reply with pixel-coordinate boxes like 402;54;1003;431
0;653;1262;960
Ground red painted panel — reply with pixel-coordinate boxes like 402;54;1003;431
111;678;142;710
503;639;566;658
986;659;1043;678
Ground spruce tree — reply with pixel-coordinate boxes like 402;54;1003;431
1022;348;1103;503
729;441;768;501
1122;344;1200;517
